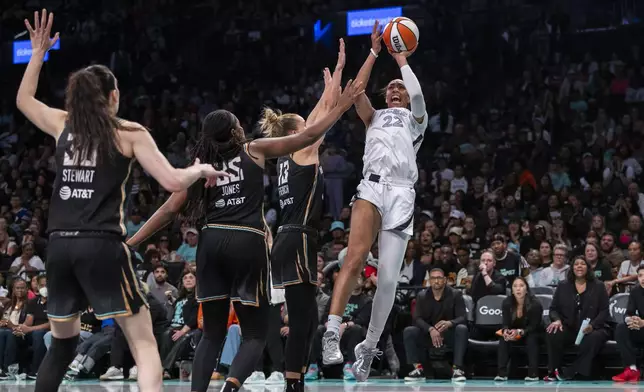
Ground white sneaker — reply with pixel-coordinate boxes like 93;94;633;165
265;371;285;384
99;367;124;381
128;366;138;381
322;331;343;365
244;371;266;385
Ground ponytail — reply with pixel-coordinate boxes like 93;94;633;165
64;65;137;165
258;107;301;138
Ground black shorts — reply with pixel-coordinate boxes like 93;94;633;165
46;232;148;321
196;225;269;306
271;225;318;289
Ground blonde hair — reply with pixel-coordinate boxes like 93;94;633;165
258;107;301;138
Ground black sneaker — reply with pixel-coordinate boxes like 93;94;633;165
0;370;10;380
452;367;466;382
404;368;426;381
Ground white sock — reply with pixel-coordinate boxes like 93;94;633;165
630;365;638;370
326;315;342;335
364;323;384;349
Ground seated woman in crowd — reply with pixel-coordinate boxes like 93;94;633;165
584;243;612;283
495;276;543;381
541;244;570;287
27;275;38;300
0;278;28;379
160;271;200;378
544;256;610;381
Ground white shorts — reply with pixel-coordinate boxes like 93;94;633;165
352;175;415;236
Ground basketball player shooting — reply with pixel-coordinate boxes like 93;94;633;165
321;19;428;382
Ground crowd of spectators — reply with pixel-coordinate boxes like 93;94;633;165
0;0;644;383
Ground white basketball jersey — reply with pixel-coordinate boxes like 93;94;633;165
362;107;428;184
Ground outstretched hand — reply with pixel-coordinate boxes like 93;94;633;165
25;9;59;55
335;38;346;71
193;158;230;188
371;21;384;55
337;80;365;111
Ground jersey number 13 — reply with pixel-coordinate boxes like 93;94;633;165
278;161;289;186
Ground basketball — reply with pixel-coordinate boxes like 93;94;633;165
383;17;419;53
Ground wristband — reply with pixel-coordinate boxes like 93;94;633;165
370;48;379;58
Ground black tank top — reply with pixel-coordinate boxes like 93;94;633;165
204;144;265;230
276;156;324;228
48;127;133;236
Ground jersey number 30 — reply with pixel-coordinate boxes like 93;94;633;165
278;161;289;186
216;157;244;186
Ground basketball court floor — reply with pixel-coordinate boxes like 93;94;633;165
2;379;644;391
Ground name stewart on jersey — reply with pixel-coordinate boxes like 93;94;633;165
48;127;133;236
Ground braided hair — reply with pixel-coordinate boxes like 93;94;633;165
182;110;246;224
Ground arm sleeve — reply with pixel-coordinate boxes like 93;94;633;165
399;65;426;119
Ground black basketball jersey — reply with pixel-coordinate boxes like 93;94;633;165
276;156;324;228
48;127;133;236
204;144;265;230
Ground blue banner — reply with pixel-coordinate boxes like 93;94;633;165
13;40;60;64
346;7;402;36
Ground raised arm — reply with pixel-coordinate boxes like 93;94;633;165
307;38;345;126
16;10;66;139
391;50;426;123
248;79;363;159
127;125;228;192
354;22;383;127
127;191;188;247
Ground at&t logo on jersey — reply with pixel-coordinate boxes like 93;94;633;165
215;197;246;208
280;197;294;209
59;186;95;200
